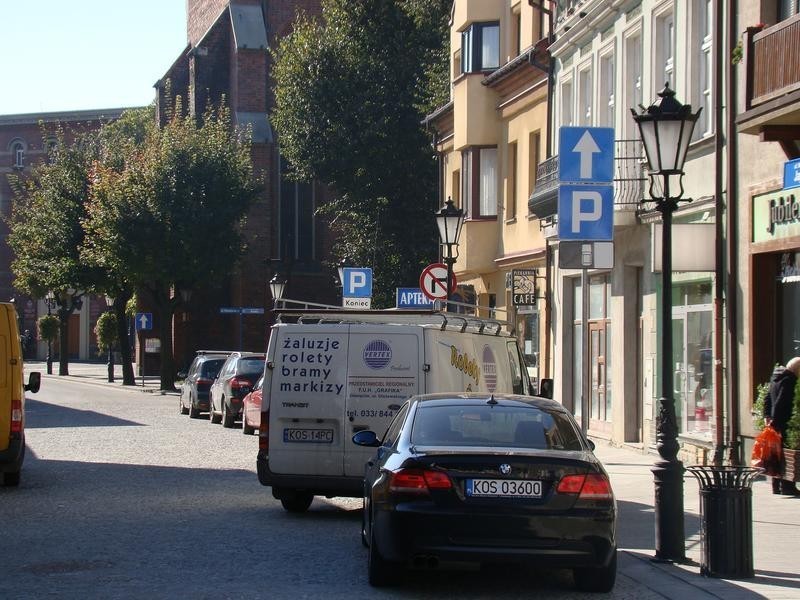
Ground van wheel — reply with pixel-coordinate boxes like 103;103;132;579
574;549;617;593
2;470;20;487
280;492;314;513
179;397;189;415
222;400;235;428
368;509;398;586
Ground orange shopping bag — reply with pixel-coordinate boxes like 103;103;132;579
751;425;783;476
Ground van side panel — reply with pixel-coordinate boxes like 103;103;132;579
428;331;523;394
267;325;350;476
0;305;13;451
343;328;422;477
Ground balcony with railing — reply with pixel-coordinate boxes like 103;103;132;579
740;15;800;137
528;139;645;224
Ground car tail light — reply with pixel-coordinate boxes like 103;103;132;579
557;473;613;500
389;468;452;494
231;378;252;390
259;409;269;451
11;399;22;433
196;377;213;386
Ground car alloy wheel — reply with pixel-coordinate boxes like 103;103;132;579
222;398;235;428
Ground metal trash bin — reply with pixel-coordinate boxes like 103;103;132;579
687;466;761;578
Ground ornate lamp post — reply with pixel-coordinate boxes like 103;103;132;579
269;273;287;309
631;83;701;563
105;295;115;383
434;197;465;310
44;291;57;375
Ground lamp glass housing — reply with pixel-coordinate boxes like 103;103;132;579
269;274;286;301
435;198;465;248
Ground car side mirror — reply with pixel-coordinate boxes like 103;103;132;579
352;430;381;447
25;372;41;394
177;371;187;380
587;439;596;451
539;378;553;399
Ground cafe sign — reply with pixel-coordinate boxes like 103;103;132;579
753;189;800;244
512;269;538;308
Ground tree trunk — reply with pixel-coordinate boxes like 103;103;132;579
58;311;70;376
153;289;176;391
114;290;136;386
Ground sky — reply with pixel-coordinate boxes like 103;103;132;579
0;1;187;115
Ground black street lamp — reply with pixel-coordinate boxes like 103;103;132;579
269;273;287;308
434;197;465;310
631;83;701;563
105;295;115;383
44;291;57;375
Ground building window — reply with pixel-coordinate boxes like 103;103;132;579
453;49;462;79
578;64;593;125
623;31;642;139
561;78;574;128
692;0;713;140
510;9;521;59
462;147;498;218
279;155;315;262
506;141;517;220
528;130;540;201
461;22;500;73
655;10;675;92
779;0;800;21
11;141;24;168
599;50;615;128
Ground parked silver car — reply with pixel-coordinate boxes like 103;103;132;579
178;351;231;418
209;352;266;428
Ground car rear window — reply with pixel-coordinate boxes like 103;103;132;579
410;404;584;451
200;359;226;379
237;357;265;377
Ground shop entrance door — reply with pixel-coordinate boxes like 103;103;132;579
671;308;713;437
589;321;610;432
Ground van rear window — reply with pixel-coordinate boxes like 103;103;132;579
411;405;583;450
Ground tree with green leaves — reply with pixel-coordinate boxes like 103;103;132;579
271;0;450;306
83;103;259;390
8;129;101;376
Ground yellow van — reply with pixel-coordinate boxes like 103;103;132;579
0;302;40;486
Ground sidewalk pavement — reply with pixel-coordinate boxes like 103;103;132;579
26;360;800;599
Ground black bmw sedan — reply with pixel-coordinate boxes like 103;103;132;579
352;393;617;592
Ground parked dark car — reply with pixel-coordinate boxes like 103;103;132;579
209;352;266;428
178;351;231;418
353;392;617;591
242;375;263;435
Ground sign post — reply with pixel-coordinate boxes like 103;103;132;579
558;126;615;432
419;263;457;302
135;312;153;386
341;267;373;309
219;307;265;350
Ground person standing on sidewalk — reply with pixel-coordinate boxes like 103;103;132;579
764;357;800;495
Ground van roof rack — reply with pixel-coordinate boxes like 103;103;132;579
272;298;510;335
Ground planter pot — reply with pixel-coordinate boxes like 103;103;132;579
783;448;800;482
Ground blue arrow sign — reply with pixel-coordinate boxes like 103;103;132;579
559;127;615;184
342;267;373;298
558;184;614;241
135;312;153;331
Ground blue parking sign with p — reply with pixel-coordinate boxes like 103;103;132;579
558;184;614;241
343;267;373;298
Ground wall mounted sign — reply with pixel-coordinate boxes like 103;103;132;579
752;189;800;244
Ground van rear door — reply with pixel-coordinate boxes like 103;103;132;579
343;326;422;477
266;324;350;476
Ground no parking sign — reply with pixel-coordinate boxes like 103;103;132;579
419;263;457;301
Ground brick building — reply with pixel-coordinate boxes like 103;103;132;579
158;0;335;367
0;108;131;360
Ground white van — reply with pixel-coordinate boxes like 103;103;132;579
256;308;534;512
